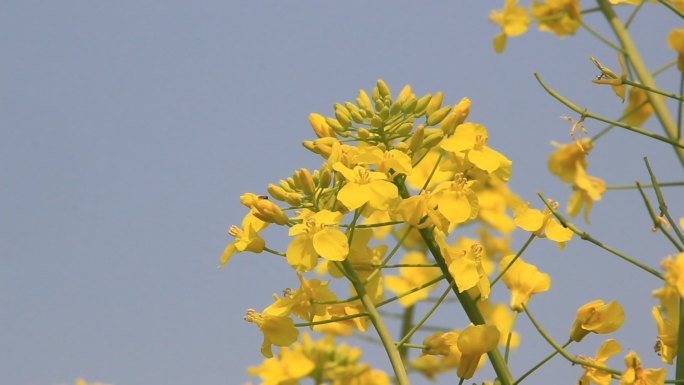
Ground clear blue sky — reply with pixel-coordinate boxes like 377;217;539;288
2;2;682;384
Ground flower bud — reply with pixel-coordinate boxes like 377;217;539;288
426;106;451;126
318;164;332;188
414;94;432;117
401;94;417;114
325;116;345;133
356;90;373;113
284;192;302;206
334;104;352;129
240;192;261;207
394;122;414;137
309;113;335;138
439;112;459;135
377;79;391;99
425;91;443;116
267;183;288;201
422;131;444;149
295;168;316;196
409;124;425;152
251;198;289;225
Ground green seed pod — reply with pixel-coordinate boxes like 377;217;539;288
414;94;432;117
426;106;451;126
425;91;444;116
377;79;391;99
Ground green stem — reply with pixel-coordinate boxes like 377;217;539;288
535;73;684;149
538;192;664;280
635;181;684;252
512;340;572;385
395;177;514;385
396;283;453;351
377;275;445;307
598;0;684;166
678;297;684;382
341;260;410;385
606;181;684;190
397;305;415;361
580;19;622;52
659;0;684;18
294;311;368;327
623;79;684;102
522;305;621;376
644;158;684;247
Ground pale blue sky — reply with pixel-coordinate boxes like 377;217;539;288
2;2;683;385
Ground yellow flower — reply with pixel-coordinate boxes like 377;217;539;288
333;162;399;210
568;162;606;222
652;306;678;364
578;339;621;385
661;252;684;297
385;251;442;307
456;324;500;379
620;351;666;385
432;173;479;228
247;347;314;385
286;209;349;271
244;308;299;358
623;87;653;127
477;300;521;348
513;201;573;247
219;213;267;268
569;300;625;342
395;191;449;234
530;0;581;37
285;273;338;322
443;243;491;300
499;255;551;311
441;123;510;173
548;139;593;184
489;0;530;53
667;28;684;72
355;143;413;176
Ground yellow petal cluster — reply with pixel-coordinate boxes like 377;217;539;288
569;299;625;342
500;255;551;311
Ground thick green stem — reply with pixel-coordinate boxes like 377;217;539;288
340;259;410;385
395;178;514;385
598;0;684;166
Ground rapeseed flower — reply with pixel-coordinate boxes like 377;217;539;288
219;213;267;268
530;0;581;37
247;347;314;385
620;351;666;385
499;255;551;311
623;88;653;127
286;209;349;271
669;28;684;71
652;306;678;364
578;339;621;385
456;324;500;379
441;123;510;174
489;0;530;53
333;162;399;210
569;299;625;342
245;308;299;358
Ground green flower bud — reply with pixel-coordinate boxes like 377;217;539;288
414;94;432;117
